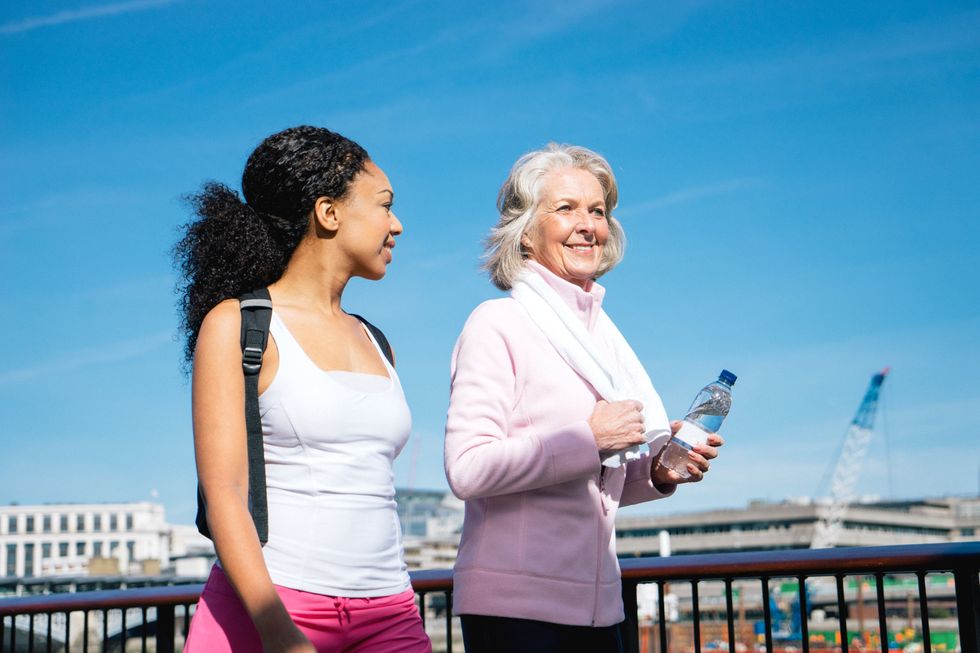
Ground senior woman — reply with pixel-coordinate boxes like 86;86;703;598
443;143;723;653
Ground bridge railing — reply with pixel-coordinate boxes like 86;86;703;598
1;541;977;653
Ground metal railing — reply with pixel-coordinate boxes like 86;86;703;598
1;541;977;652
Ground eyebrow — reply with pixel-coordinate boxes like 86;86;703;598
377;189;394;199
551;196;605;206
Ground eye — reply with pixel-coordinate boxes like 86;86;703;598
591;207;606;217
382;202;393;213
556;204;572;213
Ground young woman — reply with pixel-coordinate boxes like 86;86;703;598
174;126;431;653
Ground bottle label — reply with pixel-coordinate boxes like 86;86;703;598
673;420;709;448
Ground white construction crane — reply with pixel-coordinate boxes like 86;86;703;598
811;368;890;549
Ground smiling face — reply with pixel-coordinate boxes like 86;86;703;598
333;161;402;280
522;167;609;289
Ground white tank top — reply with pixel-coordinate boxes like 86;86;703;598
258;311;412;597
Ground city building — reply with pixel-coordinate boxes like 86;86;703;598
396;489;464;570
0;502;171;579
616;495;980;557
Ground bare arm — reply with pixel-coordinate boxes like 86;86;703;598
193;300;313;653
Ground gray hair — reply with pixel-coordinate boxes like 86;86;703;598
483;143;625;290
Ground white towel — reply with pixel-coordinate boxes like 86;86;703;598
511;269;672;468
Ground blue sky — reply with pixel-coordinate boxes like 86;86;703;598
2;1;978;524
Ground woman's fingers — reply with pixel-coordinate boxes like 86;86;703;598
706;432;725;447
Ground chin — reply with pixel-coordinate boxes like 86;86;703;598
354;264;388;282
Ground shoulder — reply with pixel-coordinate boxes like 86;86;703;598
462;298;528;332
455;298;534;353
195;299;242;360
200;298;242;335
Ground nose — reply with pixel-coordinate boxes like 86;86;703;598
390;211;403;236
575;213;596;237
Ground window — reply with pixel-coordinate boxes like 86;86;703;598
126;514;133;530
7;516;16;534
76;514;85;531
59;542;68;558
93;515;102;531
127;541;135;561
43;515;52;533
42;543;52;559
60;515;68;532
25;516;35;533
93;542;103;557
110;540;120;555
24;544;34;577
5;544;15;576
76;542;85;557
110;515;118;531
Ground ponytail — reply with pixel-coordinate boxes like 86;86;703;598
173;126;369;368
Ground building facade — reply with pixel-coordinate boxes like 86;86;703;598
616;496;980;557
0;502;171;578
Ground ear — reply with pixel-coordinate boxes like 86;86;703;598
312;196;339;232
520;231;533;252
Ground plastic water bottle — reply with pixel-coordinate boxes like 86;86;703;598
659;370;736;479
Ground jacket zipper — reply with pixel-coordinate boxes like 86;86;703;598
592;467;608;626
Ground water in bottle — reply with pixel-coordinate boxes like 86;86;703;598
659;370;736;479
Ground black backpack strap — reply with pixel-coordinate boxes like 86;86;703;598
194;288;273;544
239;288;273;544
350;314;394;367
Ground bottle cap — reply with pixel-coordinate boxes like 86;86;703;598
719;369;737;385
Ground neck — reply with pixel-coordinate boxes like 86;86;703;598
272;237;349;315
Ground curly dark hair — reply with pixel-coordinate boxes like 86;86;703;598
173;126;370;366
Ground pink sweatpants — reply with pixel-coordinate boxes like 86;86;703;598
184;566;432;653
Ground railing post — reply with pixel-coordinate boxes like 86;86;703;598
156;604;175;653
621;579;639;653
954;566;980;653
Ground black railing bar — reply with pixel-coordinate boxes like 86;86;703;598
10;612;16;652
83;609;90;653
691;579;701;653
875;573;887;653
0;584;206;616
141;606;148;653
797;575;810;653
621;580;639;653
417;591;426;629
619;542;980;581
761;576;772;653
156;605;174;653
183;603;191;639
836;575;849;653
121;605;128;652
101;610;108;653
0;615;4;653
657;581;667;653
408;568;454;592
28;612;35;653
64;611;70;653
445;590;453;653
723;578;735;653
45;612;51;653
916;571;931;653
953;565;980;653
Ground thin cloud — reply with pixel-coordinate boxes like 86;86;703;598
0;0;180;36
678;9;980;88
0;331;173;384
621;177;764;214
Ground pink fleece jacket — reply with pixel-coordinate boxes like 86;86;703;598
444;262;674;627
